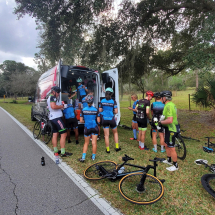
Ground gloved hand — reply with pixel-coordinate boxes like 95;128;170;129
160;115;165;121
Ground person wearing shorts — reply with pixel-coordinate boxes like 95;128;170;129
128;94;139;140
151;92;165;153
79;95;100;162
47;86;72;159
63;101;79;144
99;87;121;153
160;90;180;172
135;91;153;150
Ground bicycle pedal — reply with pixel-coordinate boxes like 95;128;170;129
159;179;165;184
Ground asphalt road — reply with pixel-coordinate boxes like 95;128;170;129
0;108;105;215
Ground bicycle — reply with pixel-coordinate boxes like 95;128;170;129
203;137;215;153
84;154;165;205
194;159;215;198
149;122;186;160
33;112;53;144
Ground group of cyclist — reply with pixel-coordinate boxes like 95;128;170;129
128;90;179;172
47;78;179;171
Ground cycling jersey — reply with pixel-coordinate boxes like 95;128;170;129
132;100;138;114
75;84;87;96
47;94;63;120
151;101;164;117
80;106;99;129
162;101;178;132
99;99;117;121
136;99;150;119
63;105;76;119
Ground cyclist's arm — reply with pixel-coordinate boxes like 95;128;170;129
146;106;151;120
69;91;77;98
97;116;100;124
160;116;173;125
50;102;64;110
114;107;118;114
80;116;84;123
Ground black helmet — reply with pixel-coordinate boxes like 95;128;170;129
85;95;94;103
51;86;61;93
160;91;172;97
153;92;160;98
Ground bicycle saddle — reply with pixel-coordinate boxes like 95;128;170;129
203;146;213;153
149;158;165;162
194;159;208;165
122;154;134;162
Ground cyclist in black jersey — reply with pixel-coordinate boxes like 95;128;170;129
151;92;165;153
128;94;139;140
135;91;153;150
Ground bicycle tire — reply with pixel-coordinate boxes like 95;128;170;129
119;172;164;205
84;161;117;180
33;121;41;139
201;174;215;198
175;134;186;160
40;121;53;144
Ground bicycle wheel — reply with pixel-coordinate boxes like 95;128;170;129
33;121;41;139
40;121;53;144
119;172;164;205
84;161;117;180
201;174;215;198
175;134;186;160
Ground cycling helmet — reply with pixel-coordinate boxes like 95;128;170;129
160;90;172;97
77;77;82;83
146;91;154;97
105;87;114;93
51;86;61;93
153;92;160;98
85;95;94;103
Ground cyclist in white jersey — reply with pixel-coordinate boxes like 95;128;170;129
47;86;72;159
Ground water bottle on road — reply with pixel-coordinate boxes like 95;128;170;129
55;153;60;164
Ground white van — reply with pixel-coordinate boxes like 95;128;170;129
31;60;120;125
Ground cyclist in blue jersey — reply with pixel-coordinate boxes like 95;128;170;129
128;94;139;140
99;88;121;153
82;90;94;109
79;95;100;162
151;92;165;153
63;101;79;144
69;78;88;107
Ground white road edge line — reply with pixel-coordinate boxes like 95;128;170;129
0;107;122;215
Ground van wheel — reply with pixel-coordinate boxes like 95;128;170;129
31;108;36;121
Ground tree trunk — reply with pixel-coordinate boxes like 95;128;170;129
196;70;199;90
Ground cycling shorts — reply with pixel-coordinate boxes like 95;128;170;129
79;95;86;103
101;116;117;129
65;118;78;130
50;117;67;134
137;118;147;130
164;125;180;148
132;114;137;123
151;124;164;133
84;126;99;137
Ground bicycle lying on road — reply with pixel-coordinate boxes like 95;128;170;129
194;159;215;198
149;122;186;160
32;112;53;144
84;154;165;205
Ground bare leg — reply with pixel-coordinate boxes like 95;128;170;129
52;133;58;148
112;127;118;143
91;135;97;154
83;136;90;153
152;132;157;145
103;128;110;148
74;128;79;140
59;132;67;149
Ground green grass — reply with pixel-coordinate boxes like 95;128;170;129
0;92;215;215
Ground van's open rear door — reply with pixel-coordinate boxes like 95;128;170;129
101;68;120;125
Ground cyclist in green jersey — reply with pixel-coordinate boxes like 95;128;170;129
160;91;180;171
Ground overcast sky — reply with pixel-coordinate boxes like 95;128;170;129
0;0;39;69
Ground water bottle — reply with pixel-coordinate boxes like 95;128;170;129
41;157;45;166
55;153;60;164
118;166;125;174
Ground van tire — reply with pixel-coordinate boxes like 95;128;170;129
31;108;36;121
